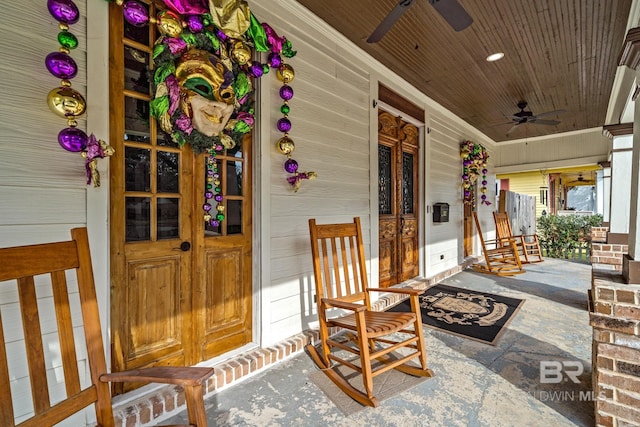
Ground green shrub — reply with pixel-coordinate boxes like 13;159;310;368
537;214;603;258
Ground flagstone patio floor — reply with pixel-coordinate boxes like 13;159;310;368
167;258;594;427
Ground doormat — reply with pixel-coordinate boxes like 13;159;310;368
388;284;524;345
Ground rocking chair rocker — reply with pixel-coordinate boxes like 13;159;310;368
493;211;544;263
306;217;433;408
472;212;525;276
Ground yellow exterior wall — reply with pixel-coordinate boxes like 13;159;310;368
496;171;548;218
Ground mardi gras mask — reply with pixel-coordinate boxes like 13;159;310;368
187;92;235;137
175;48;236;105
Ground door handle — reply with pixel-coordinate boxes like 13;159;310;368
174;241;191;251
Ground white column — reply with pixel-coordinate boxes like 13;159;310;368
609;134;633;235
629;86;640;261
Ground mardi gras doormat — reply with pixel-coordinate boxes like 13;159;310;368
388;284;525;345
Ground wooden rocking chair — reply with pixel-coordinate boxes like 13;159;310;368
306;217;433;408
493;211;544;263
472;212;525;276
0;228;213;427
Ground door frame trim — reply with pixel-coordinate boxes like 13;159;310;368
371;90;426;286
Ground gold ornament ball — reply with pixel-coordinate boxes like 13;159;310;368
277;136;295;155
157;11;183;38
277;64;295;83
47;86;87;118
480;187;488;194
231;41;252;65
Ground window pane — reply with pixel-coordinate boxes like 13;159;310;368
126;197;150;241
157;130;179;148
157;198;179;239
227;200;242;235
125;147;150;192
124;46;150;94
124;96;150;143
226;159;242;196
378;145;392;215
157;151;179;193
402;152;414;214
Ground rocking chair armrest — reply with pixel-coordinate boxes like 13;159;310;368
366;287;425;296
100;366;214;387
321;297;366;312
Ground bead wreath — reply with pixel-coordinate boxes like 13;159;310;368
46;0;114;187
460;140;491;207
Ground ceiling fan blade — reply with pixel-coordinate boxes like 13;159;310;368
367;0;415;43
506;123;521;135
429;0;473;31
531;119;560;126
535;109;565;118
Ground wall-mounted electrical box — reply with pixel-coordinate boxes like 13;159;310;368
433;202;450;223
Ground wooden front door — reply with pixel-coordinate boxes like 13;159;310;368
108;1;252;391
378;111;420;287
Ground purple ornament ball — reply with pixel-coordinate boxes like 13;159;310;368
203;203;212;212
186;15;204;32
204;191;214;199
210;219;220;227
482;168;488;174
268;52;283;68
482;180;487;185
284;158;299;173
214;195;223;202
462;174;469;180
45;52;78;80
47;0;80;24
58;127;87;152
123;1;150;27
249;61;264;78
481;194;487;200
277;118;292;133
279;85;294;101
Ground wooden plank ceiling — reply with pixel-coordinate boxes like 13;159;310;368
294;0;632;142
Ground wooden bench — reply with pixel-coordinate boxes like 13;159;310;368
0;228;213;426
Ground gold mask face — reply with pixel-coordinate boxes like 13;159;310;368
176;49;236;105
187;92;235;137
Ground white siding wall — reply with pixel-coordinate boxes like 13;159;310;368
494;127;609;171
251;1;497;346
0;1;97;425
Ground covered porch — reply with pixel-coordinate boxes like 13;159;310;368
155;258;596;426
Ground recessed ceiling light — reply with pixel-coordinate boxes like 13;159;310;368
486;52;505;62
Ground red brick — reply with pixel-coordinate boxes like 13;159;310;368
617;389;640;408
595;412;614;427
151;395;163;418
598;370;640;392
163;391;175;412
138;403;151;424
597;355;615;371
596;302;613;315
591;314;637;334
617;290;637;304
598;288;616;301
598;343;640;363
598;400;640;424
614;305;640;320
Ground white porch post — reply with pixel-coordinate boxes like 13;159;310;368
603;126;634;244
596;164;611;222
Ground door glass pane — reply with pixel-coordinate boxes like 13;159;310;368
378;145;392;215
227;200;242;235
226;159;242;196
126;197;150;241
402;152;414;214
124;46;150;94
157;198;179;239
125;147;150;192
157;151;179;193
124;96;150;143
